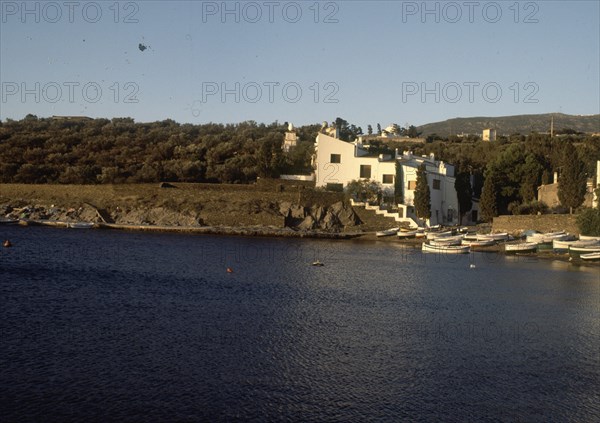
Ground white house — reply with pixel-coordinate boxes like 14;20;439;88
314;132;461;226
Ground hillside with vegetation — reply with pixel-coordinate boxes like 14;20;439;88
0;116;317;185
417;113;600;137
1;115;599;223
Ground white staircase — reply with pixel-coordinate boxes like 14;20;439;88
350;199;420;229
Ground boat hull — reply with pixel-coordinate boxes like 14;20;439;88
422;243;470;254
504;242;537;254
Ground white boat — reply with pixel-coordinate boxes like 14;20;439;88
0;218;19;225
504;242;538;254
426;230;453;240
68;222;95;229
430;235;464;246
397;230;418;239
422;242;470;254
553;238;596;252
376;227;399;237
579;235;600;242
569;243;600;256
461;238;496;247
477;232;509;242
526;231;569;244
580;252;600;261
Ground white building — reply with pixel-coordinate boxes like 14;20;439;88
482;128;497;142
314;132;461;226
594;160;600;208
282;123;298;152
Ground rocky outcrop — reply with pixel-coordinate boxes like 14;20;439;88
280;201;361;232
2;200;362;232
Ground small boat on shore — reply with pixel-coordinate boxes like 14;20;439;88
68;222;95;229
397;230;418;239
430;235;464;246
504;242;537;254
376;227;399;237
477;233;509;242
580;252;600;261
579;235;600;242
422;242;470;254
0;218;20;225
569;243;600;256
553;238;596;252
426;230;453;240
461;238;496;247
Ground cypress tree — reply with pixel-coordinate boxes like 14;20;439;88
557;145;586;214
454;172;473;224
414;163;431;220
480;170;498;222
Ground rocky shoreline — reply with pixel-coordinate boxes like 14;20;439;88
1;200;370;240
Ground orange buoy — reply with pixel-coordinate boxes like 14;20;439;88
3;240;12;248
226;267;233;273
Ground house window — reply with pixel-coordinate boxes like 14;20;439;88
330;154;341;164
408;180;417;190
382;174;394;184
433;179;441;190
326;183;343;192
360;165;371;179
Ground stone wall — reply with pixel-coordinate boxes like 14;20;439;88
492;214;579;235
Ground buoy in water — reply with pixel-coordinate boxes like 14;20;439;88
3;240;12;248
226;267;233;273
469;264;476;269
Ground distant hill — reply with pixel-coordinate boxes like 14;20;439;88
417;113;600;137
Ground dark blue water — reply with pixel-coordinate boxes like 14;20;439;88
1;226;599;422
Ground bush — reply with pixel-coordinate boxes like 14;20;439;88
509;200;549;215
577;208;600;236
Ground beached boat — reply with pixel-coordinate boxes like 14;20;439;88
430;235;464;246
553;238;596;252
397;230;418;239
376;227;400;237
580;252;600;261
579;235;600;242
504;242;537;254
569;243;600;256
477;233;509;242
426;230;453;240
526;231;569;244
422;242;470;254
68;222;95;229
0;218;19;225
461;238;496;247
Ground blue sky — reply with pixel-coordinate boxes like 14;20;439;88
1;1;599;128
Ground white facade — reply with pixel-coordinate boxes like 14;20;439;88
314;133;460;226
594;160;600;208
482;128;497;142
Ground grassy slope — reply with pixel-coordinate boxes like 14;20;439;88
0;182;344;227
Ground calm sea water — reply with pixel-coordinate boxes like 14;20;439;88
1;226;599;422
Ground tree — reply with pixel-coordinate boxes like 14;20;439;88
480;170;498;222
377;123;381;135
408;125;420;138
367;125;373;135
414;163;431;220
345;179;382;204
557;144;587;214
577;208;600;236
454;172;472;224
394;161;404;204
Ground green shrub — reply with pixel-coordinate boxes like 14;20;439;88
577;208;600;236
509;200;548;215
